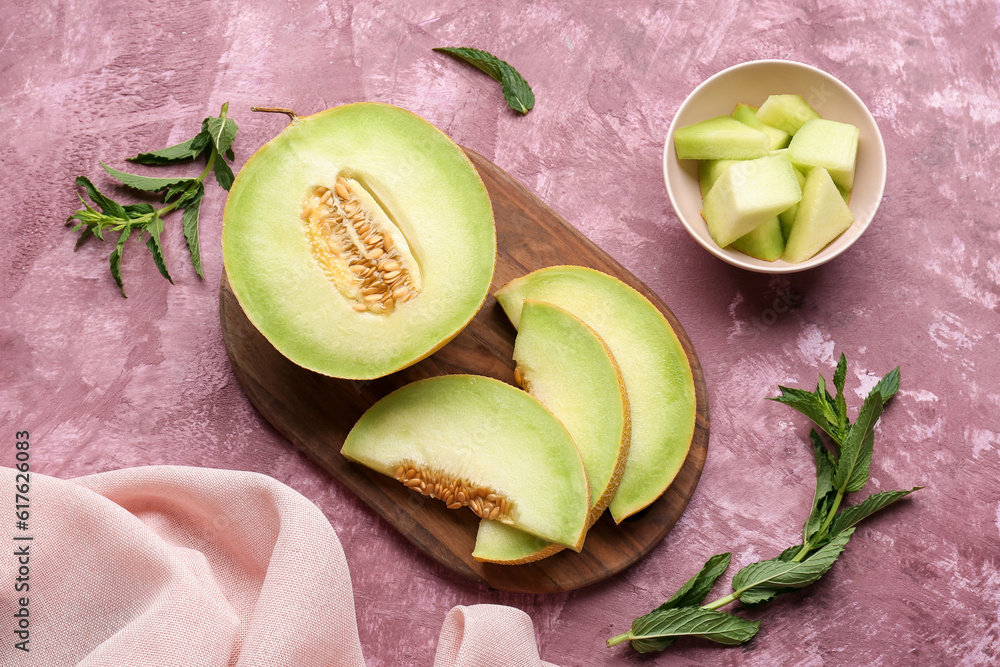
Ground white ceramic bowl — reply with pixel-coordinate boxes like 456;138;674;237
664;60;887;273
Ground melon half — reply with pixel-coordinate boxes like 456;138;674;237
494;266;697;523
222;103;496;379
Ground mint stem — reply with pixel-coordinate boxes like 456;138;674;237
606;632;632;647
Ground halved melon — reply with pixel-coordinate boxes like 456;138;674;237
473;300;630;563
341;375;590;550
222;103;496;379
494;267;696;523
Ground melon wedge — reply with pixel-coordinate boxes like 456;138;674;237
473;300;630;563
342;375;590;550
222;103;496;380
494;266;696;523
783;167;855;264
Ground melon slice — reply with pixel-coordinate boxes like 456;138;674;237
787;118;860;190
702;153;802;248
342;375;590;550
783;167;855;264
778;166;808;240
222;103;496;380
731;103;790;150
755;94;821;135
473;300;630;564
673;116;771;160
494;266;696;523
698;159;738;198
730;217;784;261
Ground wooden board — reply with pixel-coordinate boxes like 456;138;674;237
219;148;709;593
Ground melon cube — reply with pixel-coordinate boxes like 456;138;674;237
787;118;860;190
778;166;808;240
756;94;821;135
702;154;802;248
731;103;790;150
731;217;784;261
698;159;738;198
783;167;855;263
674;115;771;160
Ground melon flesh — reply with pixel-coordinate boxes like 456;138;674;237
787;118;860;190
731;217;784;261
731;103;790;150
222;103;496;380
342;375;590;550
494;266;696;523
702;153;802;248
755;94;821;135
673;116;771;160
473;300;630;563
783;167;855;263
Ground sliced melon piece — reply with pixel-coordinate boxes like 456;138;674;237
673;116;771;160
731;103;790;150
755;94;821;135
698;159;738;198
494;266;696;523
778;166;808;240
222;103;496;379
473;300;630;564
342;375;590;550
783;167;855;264
730;217;784;261
702;153;802;248
787;118;860;191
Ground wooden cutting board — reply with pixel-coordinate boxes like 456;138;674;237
219;147;709;593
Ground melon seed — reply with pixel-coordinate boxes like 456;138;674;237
301;176;423;314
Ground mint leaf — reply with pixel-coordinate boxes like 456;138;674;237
834;375;894;492
874;366;901;400
213;157;235;191
109;226;132;297
627;607;760;651
206;103;238;157
123;202;156;218
834;353;847;394
731;529;855;599
804;429;837;544
129;132;211;164
434;47;535;114
181;194;204;278
142;212;172;284
74;176;128;219
656;553;731;611
829;487;922;537
101;162;197;192
771;386;843;445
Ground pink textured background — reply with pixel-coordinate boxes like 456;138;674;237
2;1;998;664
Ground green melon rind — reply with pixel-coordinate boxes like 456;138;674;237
494;266;696;523
473;300;630;563
222;103;496;380
341;375;590;550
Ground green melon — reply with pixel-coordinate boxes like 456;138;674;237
342;375;590;550
494;266;696;523
783;167;855;264
673;116;771;160
473;300;630;564
222;103;496;379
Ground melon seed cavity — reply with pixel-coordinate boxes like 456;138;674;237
394;463;511;521
302;176;422;314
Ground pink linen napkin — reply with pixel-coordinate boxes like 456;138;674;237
0;466;558;666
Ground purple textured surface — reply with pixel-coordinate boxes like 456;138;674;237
2;1;998;665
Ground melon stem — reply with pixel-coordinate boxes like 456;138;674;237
251;106;299;122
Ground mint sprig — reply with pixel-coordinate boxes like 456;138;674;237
67;103;237;296
433;47;534;114
607;355;921;652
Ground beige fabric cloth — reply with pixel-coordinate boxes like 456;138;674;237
0;466;558;666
